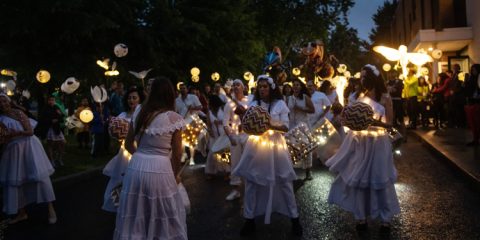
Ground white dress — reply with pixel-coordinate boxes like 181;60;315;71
287;95;313;169
325;95;400;222
102;111;133;212
223;96;249;186
0;115;56;215
113;110;187;240
204;108;229;174
232;100;299;224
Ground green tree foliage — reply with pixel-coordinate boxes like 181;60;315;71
328;22;368;73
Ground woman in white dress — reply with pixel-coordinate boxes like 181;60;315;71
0;94;57;224
286;79;315;180
113;77;187;240
102;88;145;212
233;75;302;237
326;65;400;233
320;80;338;121
204;95;227;177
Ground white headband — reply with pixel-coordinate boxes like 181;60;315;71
232;79;244;88
257;74;276;90
364;64;380;77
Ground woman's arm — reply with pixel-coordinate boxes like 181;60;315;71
125;122;137;154
303;96;315;114
171;129;183;183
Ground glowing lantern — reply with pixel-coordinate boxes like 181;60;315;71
344;71;351;78
114;43;128;57
191;75;200;82
91;86;108;103
6;90;13;96
61;77;80;94
190;67;200;76
96;59;110;70
382;63;392;72
354;72;361;78
211;72;220;81
1;69;17;77
337;64;347;74
243;71;253;81
374;45;432;76
176;82;184;91
458;72;465;81
105;70;120;76
36;70;51;83
79;109;94;123
292;67;301;76
432;49;443;59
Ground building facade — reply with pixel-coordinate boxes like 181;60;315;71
389;0;479;77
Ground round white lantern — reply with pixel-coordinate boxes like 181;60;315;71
36;70;51;83
382;63;392;72
114;43;128;58
190;67;200;76
79;109;94;123
211;72;220;81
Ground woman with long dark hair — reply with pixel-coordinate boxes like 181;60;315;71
233;75;302;237
286;79;315;180
113;77;187;240
326;65;400;233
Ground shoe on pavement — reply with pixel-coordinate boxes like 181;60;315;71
226;190;241;201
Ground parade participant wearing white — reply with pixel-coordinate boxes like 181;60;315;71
307;80;331;128
223;79;249;201
0;94;57;224
286;79;315;180
233;75;302;237
204;95;228;176
175;83;202;165
114;77;187;240
102;89;144;212
326;65;400;233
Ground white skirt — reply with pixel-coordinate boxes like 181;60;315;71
113;152;187;240
326;129;400;221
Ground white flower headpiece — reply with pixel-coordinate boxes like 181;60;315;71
257;74;276;89
364;64;380;77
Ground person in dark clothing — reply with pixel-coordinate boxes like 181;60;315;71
464;64;480;146
37;96;66;167
91;102;110;158
387;78;406;137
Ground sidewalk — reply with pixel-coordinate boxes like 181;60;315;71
411;128;480;187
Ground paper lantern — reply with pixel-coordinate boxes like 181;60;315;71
190;67;200;76
105;70;119;76
292;67;301;76
243;71;253;81
337;64;347;74
91;86;108;103
79;109;94;123
1;69;17;77
66;115;84;129
285;122;318;164
432;49;442;59
382;63;392;72
176;82;184;91
354;72;361;79
109;117;129;140
341;102;374;131
421;67;429;75
241;106;271;135
36;70;51;83
128;69;152;80
211;72;220;81
191;75;200;82
182;115;207;148
22;90;31;99
344;71;351;78
96;59;110;70
6;90;13;96
114;43;128;57
6;80;16;91
61;77;80;94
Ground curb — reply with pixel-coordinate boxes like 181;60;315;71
409;131;480;190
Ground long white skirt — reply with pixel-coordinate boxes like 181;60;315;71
0;136;55;214
113;152;187;240
326;129;400;221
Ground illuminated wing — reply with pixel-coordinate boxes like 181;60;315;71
373;46;401;61
406;53;433;66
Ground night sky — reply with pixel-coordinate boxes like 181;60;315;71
348;0;388;42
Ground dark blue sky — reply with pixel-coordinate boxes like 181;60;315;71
348;0;387;42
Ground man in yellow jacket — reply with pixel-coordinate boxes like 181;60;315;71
404;68;419;129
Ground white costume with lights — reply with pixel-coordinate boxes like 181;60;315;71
204;108;228;174
102;109;136;212
287;94;312;169
233;99;299;224
326;94;400;222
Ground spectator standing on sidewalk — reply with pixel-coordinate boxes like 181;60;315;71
417;76;431;127
387;77;406;135
432;72;452;128
449;64;466;128
404;67;419;129
464;64;480;146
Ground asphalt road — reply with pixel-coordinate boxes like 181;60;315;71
3;139;480;240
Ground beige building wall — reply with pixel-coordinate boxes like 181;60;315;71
466;0;480;64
